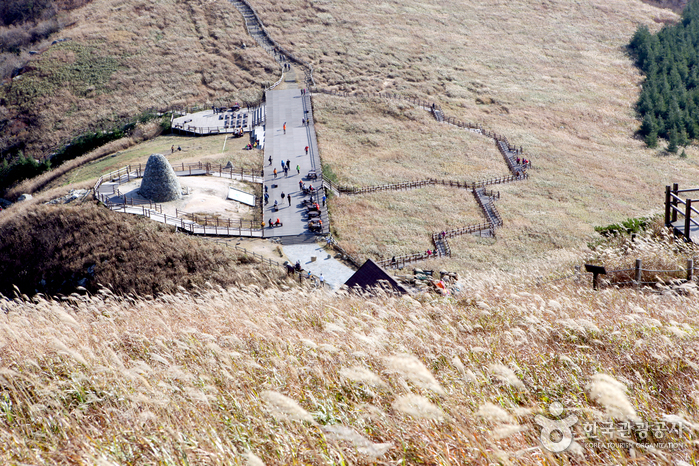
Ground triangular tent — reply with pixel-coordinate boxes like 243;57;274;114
344;259;408;294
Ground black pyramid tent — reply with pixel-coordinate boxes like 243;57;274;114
344;259;408;294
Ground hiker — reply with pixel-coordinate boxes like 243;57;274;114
171;145;174;154
299;180;304;190
178;146;181;151
295;260;301;271
305;146;309;155
302;118;305;126
274;200;278;211
264;193;269;205
265;185;268;193
268;156;272;165
283;122;286;134
274;168;277;178
286;159;290;170
319;274;325;287
322;195;326;206
427;250;432;257
281;160;285;170
281;192;285;200
269;218;273;228
307;270;311;279
284;166;289;177
276;218;281;226
288;195;292;206
296;164;300;174
392;256;396;264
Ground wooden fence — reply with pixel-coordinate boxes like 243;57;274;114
537;258;698;290
665;183;699;242
176;209;259;229
231;0;315;87
327;237;363;268
333;175;523;196
376;221;494;269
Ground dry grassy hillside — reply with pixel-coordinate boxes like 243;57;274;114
1;267;697;464
241;0;699;272
0;200;286;296
0;0;278;160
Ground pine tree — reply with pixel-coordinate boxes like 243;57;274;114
667;126;679;153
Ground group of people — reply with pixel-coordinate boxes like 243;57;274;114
516;157;530;166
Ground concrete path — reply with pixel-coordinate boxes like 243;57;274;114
262;88;328;237
283;243;355;290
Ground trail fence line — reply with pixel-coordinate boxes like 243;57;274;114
375;221;494;270
327;237;363;268
230;0;315;88
537;258;698;290
331;174;526;197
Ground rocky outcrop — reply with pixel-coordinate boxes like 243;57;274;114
138;154;181;202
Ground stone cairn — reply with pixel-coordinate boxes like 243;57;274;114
138;154;182;202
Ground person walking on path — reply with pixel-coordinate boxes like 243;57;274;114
281;160;285;170
322;195;326;206
284;166;289;177
283;122;286;134
305;146;309;155
264;193;269;205
319;273;325;288
286;159;291;171
268;156;272;166
273;168;277;178
288;194;292;206
296;164;300;174
171;145;175;154
281;192;285;201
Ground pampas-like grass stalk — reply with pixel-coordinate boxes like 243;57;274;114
488;364;525;390
385;354;445;395
393;394;445;421
339;366;386;387
261;391;315;423
587;374;638;421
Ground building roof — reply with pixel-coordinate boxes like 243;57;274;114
344;259;408;294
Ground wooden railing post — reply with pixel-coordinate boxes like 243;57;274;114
635;259;642;288
686;198;693;241
672;183;679;223
687;258;694;281
665;185;672;225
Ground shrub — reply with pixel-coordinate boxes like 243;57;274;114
594;216;652;237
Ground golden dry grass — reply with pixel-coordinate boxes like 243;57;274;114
0;201;287;296
244;0;699;272
0;0;279;159
314;95;506;186
330;185;484;259
1;269;697;464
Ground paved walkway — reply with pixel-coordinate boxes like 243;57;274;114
262;88;328;237
283;243;355;290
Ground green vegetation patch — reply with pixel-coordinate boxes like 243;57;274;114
630;0;699;150
36;42;121;96
594;216;652;237
2;42;121;109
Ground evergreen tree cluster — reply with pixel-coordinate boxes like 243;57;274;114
630;0;699;151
